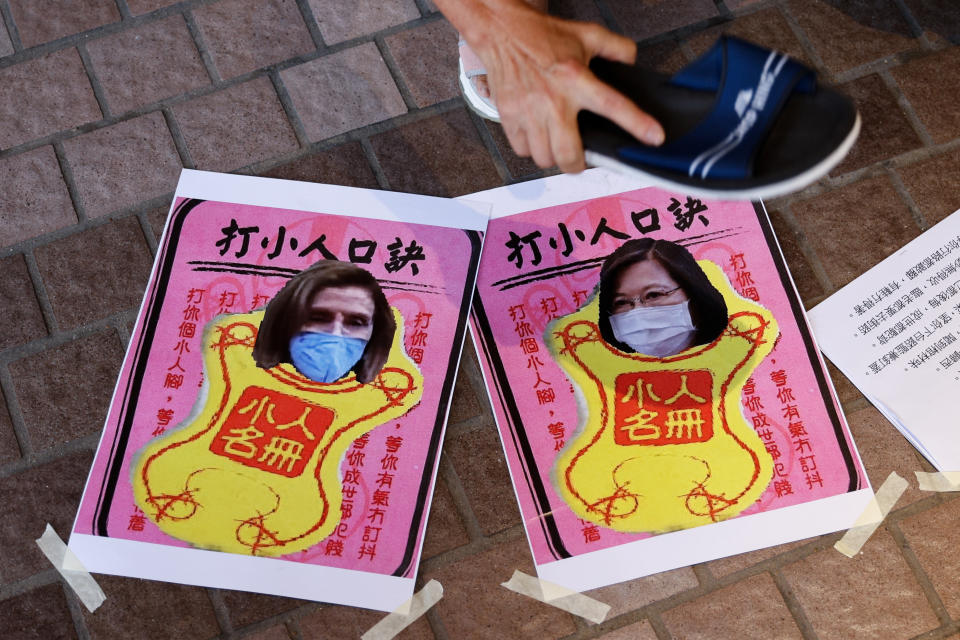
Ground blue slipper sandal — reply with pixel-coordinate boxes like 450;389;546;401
580;36;860;200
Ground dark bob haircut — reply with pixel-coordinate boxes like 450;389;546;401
252;260;395;383
597;238;728;352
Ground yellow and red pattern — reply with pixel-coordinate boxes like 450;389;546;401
132;308;422;556
548;261;777;534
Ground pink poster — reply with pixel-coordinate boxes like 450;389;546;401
70;170;487;611
467;170;872;592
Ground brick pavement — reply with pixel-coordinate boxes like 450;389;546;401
1;1;959;639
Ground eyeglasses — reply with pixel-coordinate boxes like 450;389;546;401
610;286;683;312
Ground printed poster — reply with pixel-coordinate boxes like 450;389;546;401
70;170;487;611
467;170;873;592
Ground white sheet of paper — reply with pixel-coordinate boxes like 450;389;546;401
808;209;960;471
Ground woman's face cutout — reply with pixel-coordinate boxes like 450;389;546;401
610;259;690;315
300;286;376;341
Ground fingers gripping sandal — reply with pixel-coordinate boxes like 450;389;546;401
581;36;860;200
458;38;501;122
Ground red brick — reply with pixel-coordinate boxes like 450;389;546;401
0;395;21;465
422;538;576;640
586;567;698;617
127;0;180;14
780;530;938;639
686;7;812;66
0;20;13;57
767;208;824;303
550;0;604;22
903;0;960;45
663;573;803;639
445;423;521;535
825;360;863;406
900;498;960;618
706;539;808;578
243;625;293;640
219;590;308;628
833;74;923;174
598;620;659;640
787;0;919;77
790;177;920;288
0;584;78;640
147;204;172;242
448;350;482;423
896;147;960;227
483;121;540;180
299;603;434;639
83;575;221;639
846;406;929;508
891;48;960;144
421;476;470;559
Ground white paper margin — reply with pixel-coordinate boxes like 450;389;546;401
536;489;873;592
461;167;650;219
70;534;413;612
174;168;489;230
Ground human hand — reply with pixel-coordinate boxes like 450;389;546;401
461;3;664;172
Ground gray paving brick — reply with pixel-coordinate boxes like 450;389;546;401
0;146;77;249
280;43;407;142
8;0;119;48
85;14;210;115
62;112;182;218
308;0;420;45
0;48;101;149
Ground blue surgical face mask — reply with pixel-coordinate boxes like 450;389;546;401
288;332;368;383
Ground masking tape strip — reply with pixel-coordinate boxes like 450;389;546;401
834;471;908;558
915;471;960;492
500;570;610;624
35;524;106;613
361;580;443;640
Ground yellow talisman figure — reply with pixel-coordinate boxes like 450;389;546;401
548;262;777;534
132;308;422;556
